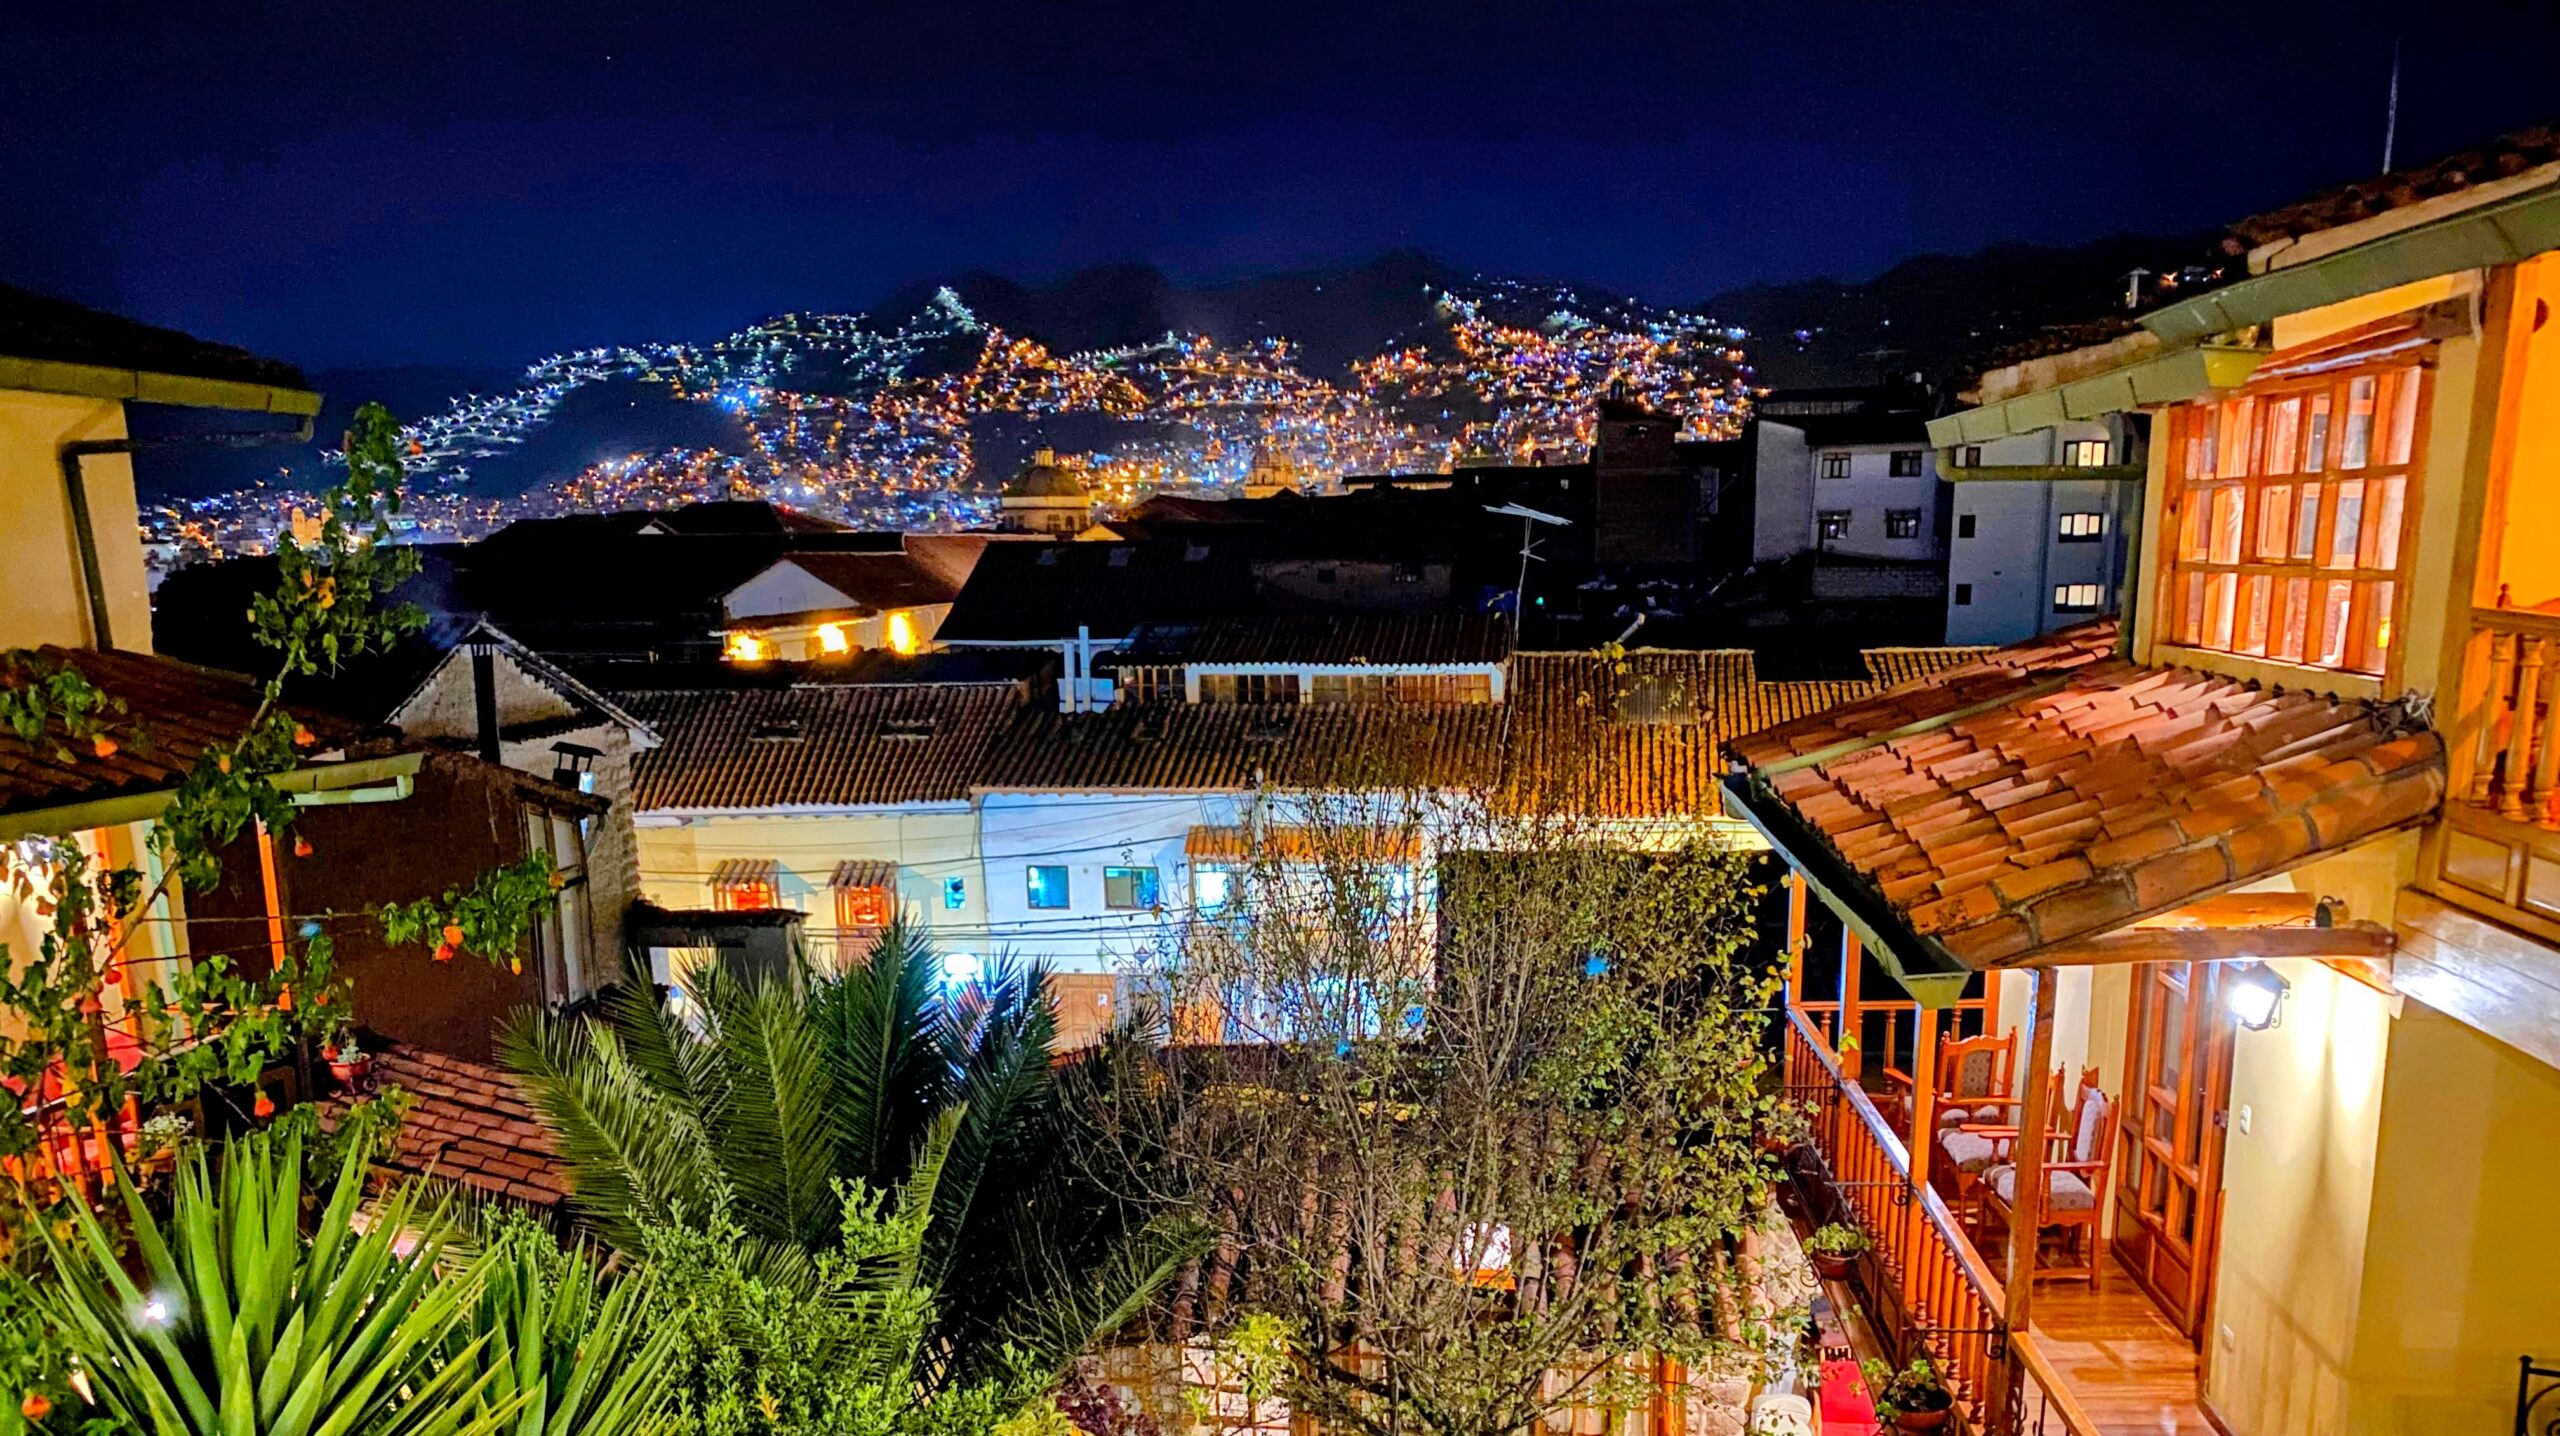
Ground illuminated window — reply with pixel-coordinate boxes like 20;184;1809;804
2054;583;2104;612
1026;865;1071;910
709;859;779;912
2057;512;2106;542
1103;865;1160;910
2061;439;2113;467
1818;510;1851;541
835;885;891;931
942;876;967;910
2161;353;2427;676
884;611;918;654
1819;452;1851;479
1889;450;1926;477
814;622;850;655
1885;509;1922;539
723;632;768;663
1195;868;1235;912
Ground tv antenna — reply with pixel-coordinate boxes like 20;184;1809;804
2381;38;2401;173
1486;502;1571;650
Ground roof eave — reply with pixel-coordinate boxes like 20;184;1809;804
0;750;425;842
2143;178;2560;345
0;354;323;416
1717;769;1974;1008
1926;344;2266;448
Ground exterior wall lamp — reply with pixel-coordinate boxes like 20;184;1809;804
2227;961;2291;1032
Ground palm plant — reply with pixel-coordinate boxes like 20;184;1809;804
23;1132;679;1436
502;920;1200;1387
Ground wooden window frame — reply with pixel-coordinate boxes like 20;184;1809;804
2158;350;2434;682
834;885;892;932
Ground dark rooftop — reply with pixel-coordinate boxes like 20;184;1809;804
0;283;310;392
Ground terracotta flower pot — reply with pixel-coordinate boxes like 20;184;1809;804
1810;1250;1858;1281
1894;1403;1952;1431
329;1054;375;1092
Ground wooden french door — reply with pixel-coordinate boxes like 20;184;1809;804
2113;961;2236;1340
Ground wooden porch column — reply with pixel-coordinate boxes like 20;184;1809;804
1840;929;1862;1076
1995;966;2059;1431
1907;1010;1938;1194
1785;871;1807;1007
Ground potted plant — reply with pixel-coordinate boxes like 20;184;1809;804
1757;1097;1811;1156
1862;1357;1954;1432
324;1035;375;1091
1804;1222;1869;1280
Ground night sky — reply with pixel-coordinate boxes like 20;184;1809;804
7;1;2556;371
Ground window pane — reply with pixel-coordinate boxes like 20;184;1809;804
2206;572;2239;651
2317;580;2355;666
2304;393;2333;471
2209;487;2243;564
2276;578;2312;662
2360;581;2398;673
2179;496;2208;561
2341;376;2377;469
2256;484;2293;559
2179;572;2205;645
1104;865;1160;910
2327;480;2365;569
2239;575;2272;656
1027;865;1070;909
2292;486;2322;561
2385;366;2422;466
2264;397;2302;476
2216;398;2255;477
2371;475;2406;571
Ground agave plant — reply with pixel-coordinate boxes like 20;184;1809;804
25;1132;679;1436
502;920;1201;1387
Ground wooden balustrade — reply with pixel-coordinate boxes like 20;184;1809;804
1781;1008;2011;1428
2464;607;2560;826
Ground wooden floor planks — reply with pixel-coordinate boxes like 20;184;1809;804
2027;1258;2219;1435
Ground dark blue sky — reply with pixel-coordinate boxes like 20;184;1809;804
7;1;2555;371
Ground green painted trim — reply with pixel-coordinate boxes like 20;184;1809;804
0;354;323;416
1719;771;1974;1008
1925;345;2265;447
1936;459;2147;484
2143;180;2560;344
0;751;424;841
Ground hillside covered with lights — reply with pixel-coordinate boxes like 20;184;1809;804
140;253;1756;559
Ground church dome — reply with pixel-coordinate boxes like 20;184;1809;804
1002;447;1089;500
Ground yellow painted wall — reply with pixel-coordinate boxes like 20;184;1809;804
2205;958;2394;1436
2488;255;2560;609
2344;1000;2560;1432
0;390;151;651
635;808;987;949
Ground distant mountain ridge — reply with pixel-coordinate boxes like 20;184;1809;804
1700;230;2218;390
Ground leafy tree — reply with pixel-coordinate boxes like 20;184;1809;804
19;1131;679;1436
501;921;1204;1395
1080;789;1798;1436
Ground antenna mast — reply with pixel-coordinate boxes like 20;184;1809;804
2381;39;2401;173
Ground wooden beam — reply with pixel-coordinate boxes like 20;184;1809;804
1786;871;1808;1007
2133;892;2325;929
1841;929;1863;1077
2009;921;2395;968
1997;968;2060;1434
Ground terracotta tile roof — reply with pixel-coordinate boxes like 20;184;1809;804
1500;652;1878;820
1863;646;1996;691
1176;611;1511;665
0;647;354;820
984;700;1504;792
628;682;1022;810
1725;622;2445;966
2226;121;2560;248
323;1048;569;1210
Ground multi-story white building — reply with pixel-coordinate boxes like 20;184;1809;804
1939;412;2146;644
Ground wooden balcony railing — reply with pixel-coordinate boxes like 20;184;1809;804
2462;607;2560;825
1780;1007;2102;1436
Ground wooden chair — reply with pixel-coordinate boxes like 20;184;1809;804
1881;1028;2016;1141
1975;1067;2118;1286
1936;1063;2068;1222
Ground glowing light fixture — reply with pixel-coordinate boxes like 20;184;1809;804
814;622;850;655
941;951;983;990
724;632;768;663
2226;961;2291;1032
885;611;919;655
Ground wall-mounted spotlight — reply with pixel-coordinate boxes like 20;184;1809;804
2227;961;2292;1032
